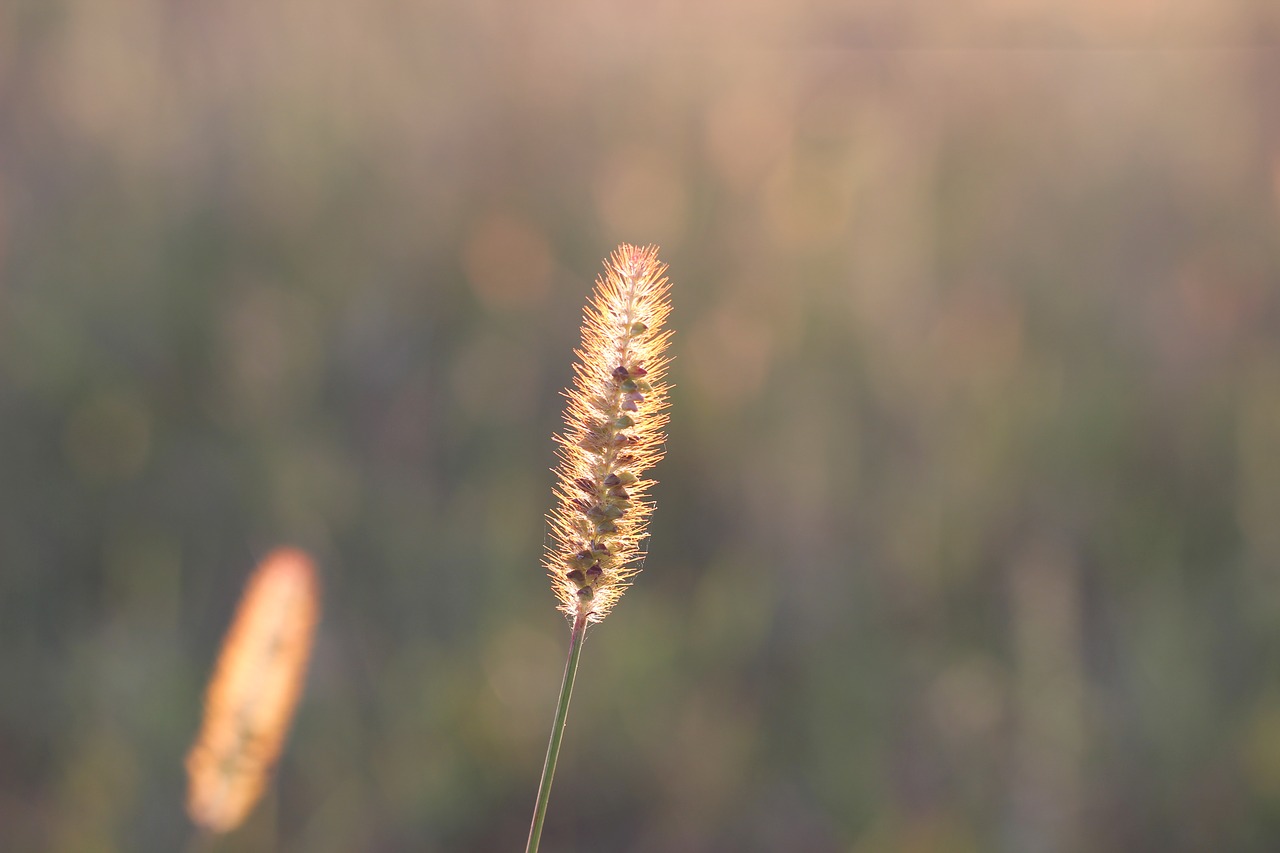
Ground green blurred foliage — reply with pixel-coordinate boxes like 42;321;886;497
2;1;1280;851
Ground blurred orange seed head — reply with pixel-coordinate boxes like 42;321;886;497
186;548;321;834
546;244;672;622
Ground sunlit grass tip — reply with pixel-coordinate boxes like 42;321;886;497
545;243;672;623
185;547;321;835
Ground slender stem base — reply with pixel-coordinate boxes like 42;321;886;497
526;612;589;853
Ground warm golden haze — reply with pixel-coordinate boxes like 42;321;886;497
186;548;321;834
546;245;672;622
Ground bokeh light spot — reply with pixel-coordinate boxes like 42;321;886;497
462;213;553;309
594;146;688;245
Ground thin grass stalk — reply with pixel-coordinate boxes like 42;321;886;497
525;611;588;853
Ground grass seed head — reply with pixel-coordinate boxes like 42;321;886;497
186;548;321;834
546;244;672;622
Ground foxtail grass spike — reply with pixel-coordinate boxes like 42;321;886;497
546;244;672;623
527;245;673;853
186;548;321;834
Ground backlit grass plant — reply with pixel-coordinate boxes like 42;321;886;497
526;244;673;852
186;548;321;843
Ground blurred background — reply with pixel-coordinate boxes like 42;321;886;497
3;1;1280;851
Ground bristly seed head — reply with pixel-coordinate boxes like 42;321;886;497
186;548;320;834
545;244;672;623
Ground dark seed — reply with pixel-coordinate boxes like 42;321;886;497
566;569;586;585
603;473;621;487
586;564;603;579
612;366;629;380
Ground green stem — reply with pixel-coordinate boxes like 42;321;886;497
526;612;588;853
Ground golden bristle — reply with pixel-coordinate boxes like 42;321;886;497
186;548;321;834
546;244;673;622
